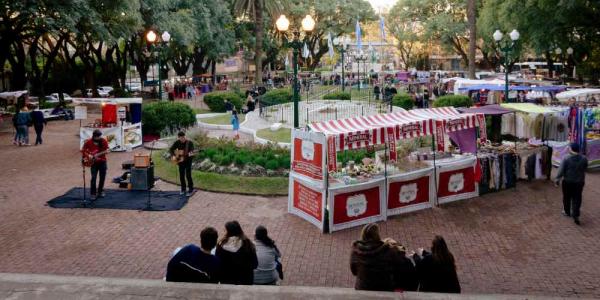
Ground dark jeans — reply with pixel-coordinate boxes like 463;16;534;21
562;181;584;218
178;159;193;192
34;124;44;145
90;161;107;196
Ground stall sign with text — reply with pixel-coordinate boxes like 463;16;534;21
292;138;324;180
332;186;381;225
387;127;397;162
435;120;445;151
388;176;430;209
292;179;324;223
327;136;337;172
437;167;476;197
476;114;487;142
344;132;372;145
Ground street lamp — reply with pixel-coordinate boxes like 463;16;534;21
354;50;367;91
493;29;519;102
333;36;350;92
277;14;315;128
146;29;170;100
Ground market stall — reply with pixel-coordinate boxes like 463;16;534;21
73;98;143;151
556;88;600;103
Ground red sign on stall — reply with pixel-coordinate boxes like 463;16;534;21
332;186;381;225
435;120;445;151
292;180;323;222
327;136;337;172
387;127;397;162
477;114;487;142
292;138;324;180
387;176;430;209
437;167;476;197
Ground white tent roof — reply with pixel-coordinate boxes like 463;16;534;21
72;97;143;105
555;88;600;101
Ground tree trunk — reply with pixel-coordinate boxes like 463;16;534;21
8;42;27;90
254;0;264;85
467;0;477;79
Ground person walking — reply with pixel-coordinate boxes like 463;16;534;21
216;221;258;285
169;131;195;196
350;223;417;292
413;236;461;293
231;109;240;140
253;225;282;285
166;227;222;283
14;106;32;146
82;130;110;199
555;143;588;225
31;107;46;145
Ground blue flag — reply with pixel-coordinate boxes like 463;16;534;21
355;19;362;50
380;16;386;41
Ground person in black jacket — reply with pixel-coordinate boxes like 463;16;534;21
216;221;258;285
555;143;588;225
350;223;417;292
31;108;47;145
166;227;222;283
413;235;461;293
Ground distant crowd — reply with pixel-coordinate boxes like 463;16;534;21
166;221;460;294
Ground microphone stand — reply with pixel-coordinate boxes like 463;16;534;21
145;140;156;210
81;158;88;208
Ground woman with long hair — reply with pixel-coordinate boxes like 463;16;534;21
253;225;282;285
216;221;258;285
413;235;461;293
350;223;417;292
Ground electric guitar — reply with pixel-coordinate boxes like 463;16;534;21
82;148;110;167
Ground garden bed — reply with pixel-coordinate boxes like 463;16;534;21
200;114;246;125
256;128;291;143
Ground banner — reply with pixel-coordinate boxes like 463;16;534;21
435;120;445;151
387;127;397;162
122;123;143;149
387;167;435;216
329;179;386;232
290;129;327;185
288;175;326;231
327;136;337;172
74;105;87;120
477;114;487;142
435;157;478;204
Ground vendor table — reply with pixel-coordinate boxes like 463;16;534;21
427;155;478;205
328;178;386;232
386;167;435;216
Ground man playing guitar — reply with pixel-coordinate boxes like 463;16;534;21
82;129;110;199
169;131;196;196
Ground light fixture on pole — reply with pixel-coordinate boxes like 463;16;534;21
146;30;170;100
277;14;315;128
333;36;350;92
493;29;519;102
354;50;367;91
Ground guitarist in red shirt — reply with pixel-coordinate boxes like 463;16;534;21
82;130;110;199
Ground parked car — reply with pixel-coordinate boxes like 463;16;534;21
45;93;73;103
86;88;110;97
125;83;142;92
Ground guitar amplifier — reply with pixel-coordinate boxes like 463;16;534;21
131;166;154;190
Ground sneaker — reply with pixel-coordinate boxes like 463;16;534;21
186;191;194;197
561;211;570;217
574;219;581;225
98;192;106;198
180;191;185;195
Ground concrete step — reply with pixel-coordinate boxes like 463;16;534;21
0;273;578;300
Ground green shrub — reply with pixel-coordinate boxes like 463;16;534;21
253;156;267;167
433;95;473;108
278;156;290;169
204;92;243;112
392;93;414;110
142;101;196;136
260;88;292;106
265;160;279;170
323;91;351;100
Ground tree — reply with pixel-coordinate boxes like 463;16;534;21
387;4;422;68
467;0;477;78
233;0;286;84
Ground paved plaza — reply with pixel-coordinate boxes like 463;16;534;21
0;119;599;298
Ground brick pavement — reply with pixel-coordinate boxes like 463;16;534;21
0;118;599;298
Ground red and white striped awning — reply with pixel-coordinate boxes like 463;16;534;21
359;112;434;140
309;117;386;151
405;107;484;132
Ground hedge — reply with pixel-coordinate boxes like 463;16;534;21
323;91;351;100
204;92;243;112
142;101;196;136
392;93;414;110
260;88;292;106
433;95;473;108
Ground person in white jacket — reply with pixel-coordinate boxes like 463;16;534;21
253;225;282;285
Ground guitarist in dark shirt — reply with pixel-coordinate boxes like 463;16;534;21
170;131;195;196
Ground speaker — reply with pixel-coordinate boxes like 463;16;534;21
131;166;154;190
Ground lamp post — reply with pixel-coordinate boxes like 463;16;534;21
493;29;519;102
566;47;574;79
276;14;315;128
333;37;350;92
146;30;170;100
355;50;367;91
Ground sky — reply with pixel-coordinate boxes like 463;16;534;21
367;0;398;11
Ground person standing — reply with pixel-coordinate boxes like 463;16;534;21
216;221;258;285
166;227;222;283
350;223;417;292
253;225;282;285
31;107;46;145
413;236;461;293
555;143;588;225
82;129;110;199
14;106;32;146
169;131;195;196
231;109;240;140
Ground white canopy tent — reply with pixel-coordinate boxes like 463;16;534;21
555;88;600;102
